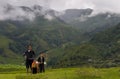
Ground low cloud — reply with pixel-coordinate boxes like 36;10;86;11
0;0;120;20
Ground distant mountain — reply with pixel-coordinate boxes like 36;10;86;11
2;4;60;21
0;11;84;64
49;23;120;68
1;4;120;67
59;8;93;23
71;13;120;33
58;9;120;34
3;4;120;35
4;4;93;22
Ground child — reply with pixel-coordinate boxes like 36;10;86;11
31;60;37;74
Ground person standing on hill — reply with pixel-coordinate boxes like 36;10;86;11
23;45;35;73
37;52;45;73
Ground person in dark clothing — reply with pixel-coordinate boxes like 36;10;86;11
37;53;45;73
23;45;35;73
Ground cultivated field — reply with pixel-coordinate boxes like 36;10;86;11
0;65;120;79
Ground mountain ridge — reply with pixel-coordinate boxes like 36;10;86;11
0;4;120;67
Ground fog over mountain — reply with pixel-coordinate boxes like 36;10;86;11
0;0;120;65
0;4;52;20
0;0;120;21
0;3;93;21
0;0;120;12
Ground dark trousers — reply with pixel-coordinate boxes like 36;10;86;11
26;59;33;72
39;64;45;73
32;68;37;74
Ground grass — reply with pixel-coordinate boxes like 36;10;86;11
0;65;120;79
0;35;23;64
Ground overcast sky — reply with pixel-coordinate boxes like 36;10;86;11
0;0;120;13
0;0;120;20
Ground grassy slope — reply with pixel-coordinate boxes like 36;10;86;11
0;65;120;79
0;35;23;64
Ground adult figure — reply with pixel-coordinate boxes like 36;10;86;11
23;45;35;73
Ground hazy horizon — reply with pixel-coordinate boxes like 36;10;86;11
0;0;120;13
0;0;120;20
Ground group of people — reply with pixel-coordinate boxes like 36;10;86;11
23;45;45;74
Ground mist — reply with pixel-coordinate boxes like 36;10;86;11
0;0;120;21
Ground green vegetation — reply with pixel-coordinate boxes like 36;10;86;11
47;23;120;68
1;7;120;79
0;35;22;64
0;64;25;73
0;65;120;79
0;11;120;69
0;17;84;64
71;13;120;34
